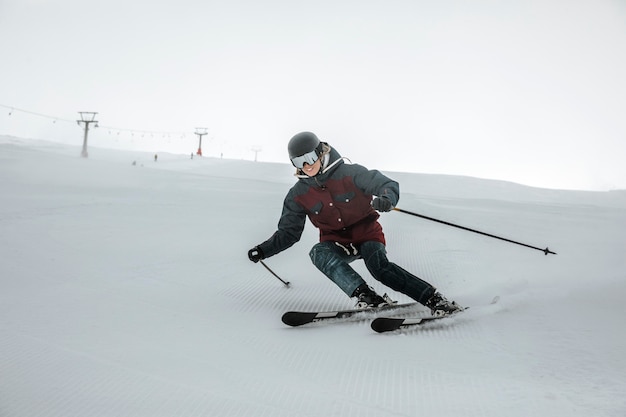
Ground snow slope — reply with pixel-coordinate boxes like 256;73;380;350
1;136;625;417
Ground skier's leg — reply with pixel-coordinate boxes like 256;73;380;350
359;241;436;304
309;241;365;297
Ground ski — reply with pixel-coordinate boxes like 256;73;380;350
281;302;419;327
370;309;467;333
371;296;500;333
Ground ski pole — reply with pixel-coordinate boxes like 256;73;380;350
393;207;557;256
260;260;291;287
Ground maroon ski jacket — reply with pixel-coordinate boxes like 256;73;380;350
258;145;400;258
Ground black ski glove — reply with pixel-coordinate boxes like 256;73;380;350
248;246;264;263
371;197;393;212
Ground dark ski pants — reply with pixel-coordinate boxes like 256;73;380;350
309;241;436;304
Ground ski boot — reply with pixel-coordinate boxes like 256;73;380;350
425;292;464;317
354;284;395;309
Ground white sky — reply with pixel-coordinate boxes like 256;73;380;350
1;0;625;191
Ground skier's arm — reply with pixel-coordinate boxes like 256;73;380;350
352;166;400;207
256;194;307;259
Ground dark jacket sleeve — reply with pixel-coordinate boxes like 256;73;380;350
257;188;307;258
352;166;400;206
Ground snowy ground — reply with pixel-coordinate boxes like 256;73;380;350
1;135;625;417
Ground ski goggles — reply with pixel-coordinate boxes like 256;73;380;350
290;149;320;169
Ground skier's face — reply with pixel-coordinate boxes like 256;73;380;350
302;158;321;177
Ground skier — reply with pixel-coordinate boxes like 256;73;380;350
247;132;462;315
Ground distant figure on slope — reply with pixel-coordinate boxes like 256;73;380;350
247;131;462;314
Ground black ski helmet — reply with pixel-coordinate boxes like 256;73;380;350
288;131;322;160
